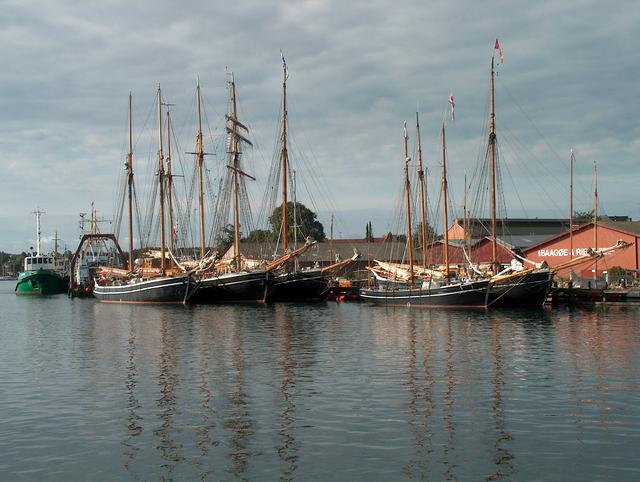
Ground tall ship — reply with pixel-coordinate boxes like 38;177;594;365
186;74;315;304
264;55;356;301
360;120;490;307
185;74;273;303
472;54;554;307
15;209;69;295
93;89;189;304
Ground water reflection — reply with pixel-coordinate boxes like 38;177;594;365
486;317;513;481
401;311;435;479
224;319;254;478
276;307;299;480
193;310;219;480
441;319;457;481
155;315;184;479
122;319;142;478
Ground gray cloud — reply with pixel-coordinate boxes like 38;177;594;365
1;0;638;252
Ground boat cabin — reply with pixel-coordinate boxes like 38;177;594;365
24;255;65;273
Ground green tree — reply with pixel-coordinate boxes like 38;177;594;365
607;266;626;277
215;224;236;254
573;210;598;225
269;202;326;243
243;229;272;243
412;221;441;248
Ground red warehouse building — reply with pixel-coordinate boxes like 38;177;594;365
523;221;640;278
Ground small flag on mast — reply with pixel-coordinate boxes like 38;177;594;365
494;38;505;64
448;94;455;122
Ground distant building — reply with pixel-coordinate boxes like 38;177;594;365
523;220;640;278
448;217;570;249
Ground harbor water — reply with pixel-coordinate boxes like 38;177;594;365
1;280;639;481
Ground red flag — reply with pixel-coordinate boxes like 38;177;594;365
494;38;505;64
448;94;455;121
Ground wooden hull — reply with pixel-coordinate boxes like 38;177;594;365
487;270;553;307
266;269;329;302
188;270;269;304
93;275;189;304
360;279;490;307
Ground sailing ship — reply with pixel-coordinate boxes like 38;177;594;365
93;89;190;304
264;55;343;302
187;74;276;303
361;122;490;307
479;57;554;307
15;209;69;295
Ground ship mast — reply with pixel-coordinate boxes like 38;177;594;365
593;161;598;280
569;150;574;260
166;110;175;253
280;55;289;254
53;230;59;257
229;75;242;271
442;123;450;281
196;80;206;258
489;57;499;275
33;208;45;256
403;122;415;286
156;85;167;275
416;111;428;269
127;93;134;271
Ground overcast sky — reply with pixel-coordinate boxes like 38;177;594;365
1;0;638;253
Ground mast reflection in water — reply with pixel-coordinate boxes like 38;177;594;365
2;285;640;481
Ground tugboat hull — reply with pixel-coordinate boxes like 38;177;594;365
15;270;68;295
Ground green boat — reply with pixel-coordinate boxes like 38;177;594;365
15;209;69;296
15;261;68;295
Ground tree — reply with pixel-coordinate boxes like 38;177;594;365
412;221;441;248
268;202;326;243
215;224;235;254
365;222;374;242
573;210;598;225
243;229;272;243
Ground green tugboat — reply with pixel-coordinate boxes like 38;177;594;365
15;209;68;295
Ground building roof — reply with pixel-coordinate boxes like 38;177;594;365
523;220;640;253
449;217;570;248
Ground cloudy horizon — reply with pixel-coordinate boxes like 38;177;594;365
1;0;638;254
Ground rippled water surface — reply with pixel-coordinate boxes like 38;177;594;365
1;280;640;481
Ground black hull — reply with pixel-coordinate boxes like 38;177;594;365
266;269;329;302
188;270;269;304
487;270;553;307
360;279;490;307
93;276;189;304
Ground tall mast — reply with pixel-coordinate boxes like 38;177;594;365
416;111;428;269
489;57;499;275
166;109;175;253
593;161;598;280
569;150;574;260
157;85;167;275
196;80;206;258
33;208;45;256
280;56;289;254
403;122;415;286
229;76;242;271
464;173;468;254
127;93;134;271
53;230;59;257
292;169;298;250
442;124;450;281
